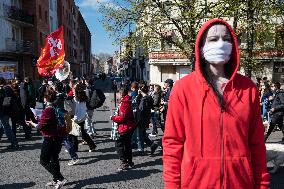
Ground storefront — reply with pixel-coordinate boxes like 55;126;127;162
0;60;18;80
148;51;192;85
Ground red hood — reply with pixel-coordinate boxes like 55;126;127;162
162;19;269;189
195;19;240;89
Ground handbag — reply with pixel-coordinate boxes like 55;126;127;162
69;121;81;136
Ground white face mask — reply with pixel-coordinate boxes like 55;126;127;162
202;40;233;64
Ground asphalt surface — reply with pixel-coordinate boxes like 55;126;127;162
0;78;283;189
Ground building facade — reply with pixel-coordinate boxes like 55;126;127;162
57;0;91;78
0;0;91;80
0;0;35;80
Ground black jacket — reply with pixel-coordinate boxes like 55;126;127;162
137;95;153;128
0;85;17;115
152;91;161;111
271;89;284;116
54;93;66;110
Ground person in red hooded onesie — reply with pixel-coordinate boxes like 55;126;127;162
162;19;270;189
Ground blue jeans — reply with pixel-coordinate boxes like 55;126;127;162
0;114;18;146
262;106;269;121
151;111;161;134
137;127;153;151
63;135;78;160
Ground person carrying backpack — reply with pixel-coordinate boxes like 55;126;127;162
0;77;19;149
136;84;158;155
85;78;106;138
26;87;67;189
53;81;78;166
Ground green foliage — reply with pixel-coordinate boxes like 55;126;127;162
98;0;284;76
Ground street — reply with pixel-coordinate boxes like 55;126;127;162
0;79;283;189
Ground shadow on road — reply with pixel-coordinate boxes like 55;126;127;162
0;182;36;189
65;169;161;188
133;158;162;169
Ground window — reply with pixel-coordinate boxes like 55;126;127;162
49;0;53;11
50;16;54;32
45;11;48;23
161;37;173;51
273;62;284;73
275;29;284;48
273;61;284;83
161;66;175;82
73;35;76;45
39;5;42;19
12;26;20;40
40;32;43;46
11;0;20;8
74;49;77;59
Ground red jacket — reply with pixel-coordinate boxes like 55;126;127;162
112;95;136;134
38;106;58;137
163;19;269;189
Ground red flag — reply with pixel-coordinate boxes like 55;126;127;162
37;26;65;76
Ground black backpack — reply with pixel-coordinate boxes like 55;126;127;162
0;86;20;118
87;87;106;109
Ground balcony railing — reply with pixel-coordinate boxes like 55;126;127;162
3;4;34;26
5;38;33;53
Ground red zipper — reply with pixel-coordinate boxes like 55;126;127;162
220;108;225;189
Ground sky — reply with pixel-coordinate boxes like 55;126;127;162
75;0;118;55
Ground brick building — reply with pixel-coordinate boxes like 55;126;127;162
0;0;36;80
57;0;91;78
0;0;91;80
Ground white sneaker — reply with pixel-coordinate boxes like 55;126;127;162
55;179;67;189
68;159;79;166
45;181;57;187
149;133;157;137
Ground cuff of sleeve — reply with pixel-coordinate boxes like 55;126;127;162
164;182;181;189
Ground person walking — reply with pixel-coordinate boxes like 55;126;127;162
260;82;273;121
161;79;173;132
26;87;67;189
149;84;162;137
163;19;269;189
11;82;31;139
38;79;49;108
85;78;97;138
111;87;136;170
0;77;19;149
136;85;158;155
73;83;97;152
265;81;284;142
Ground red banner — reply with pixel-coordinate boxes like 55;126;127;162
37;26;65;76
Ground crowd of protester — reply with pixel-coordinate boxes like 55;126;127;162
1;72;284;188
256;77;284;142
0;75;175;188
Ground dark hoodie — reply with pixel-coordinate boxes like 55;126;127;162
163;19;269;189
271;89;284;116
